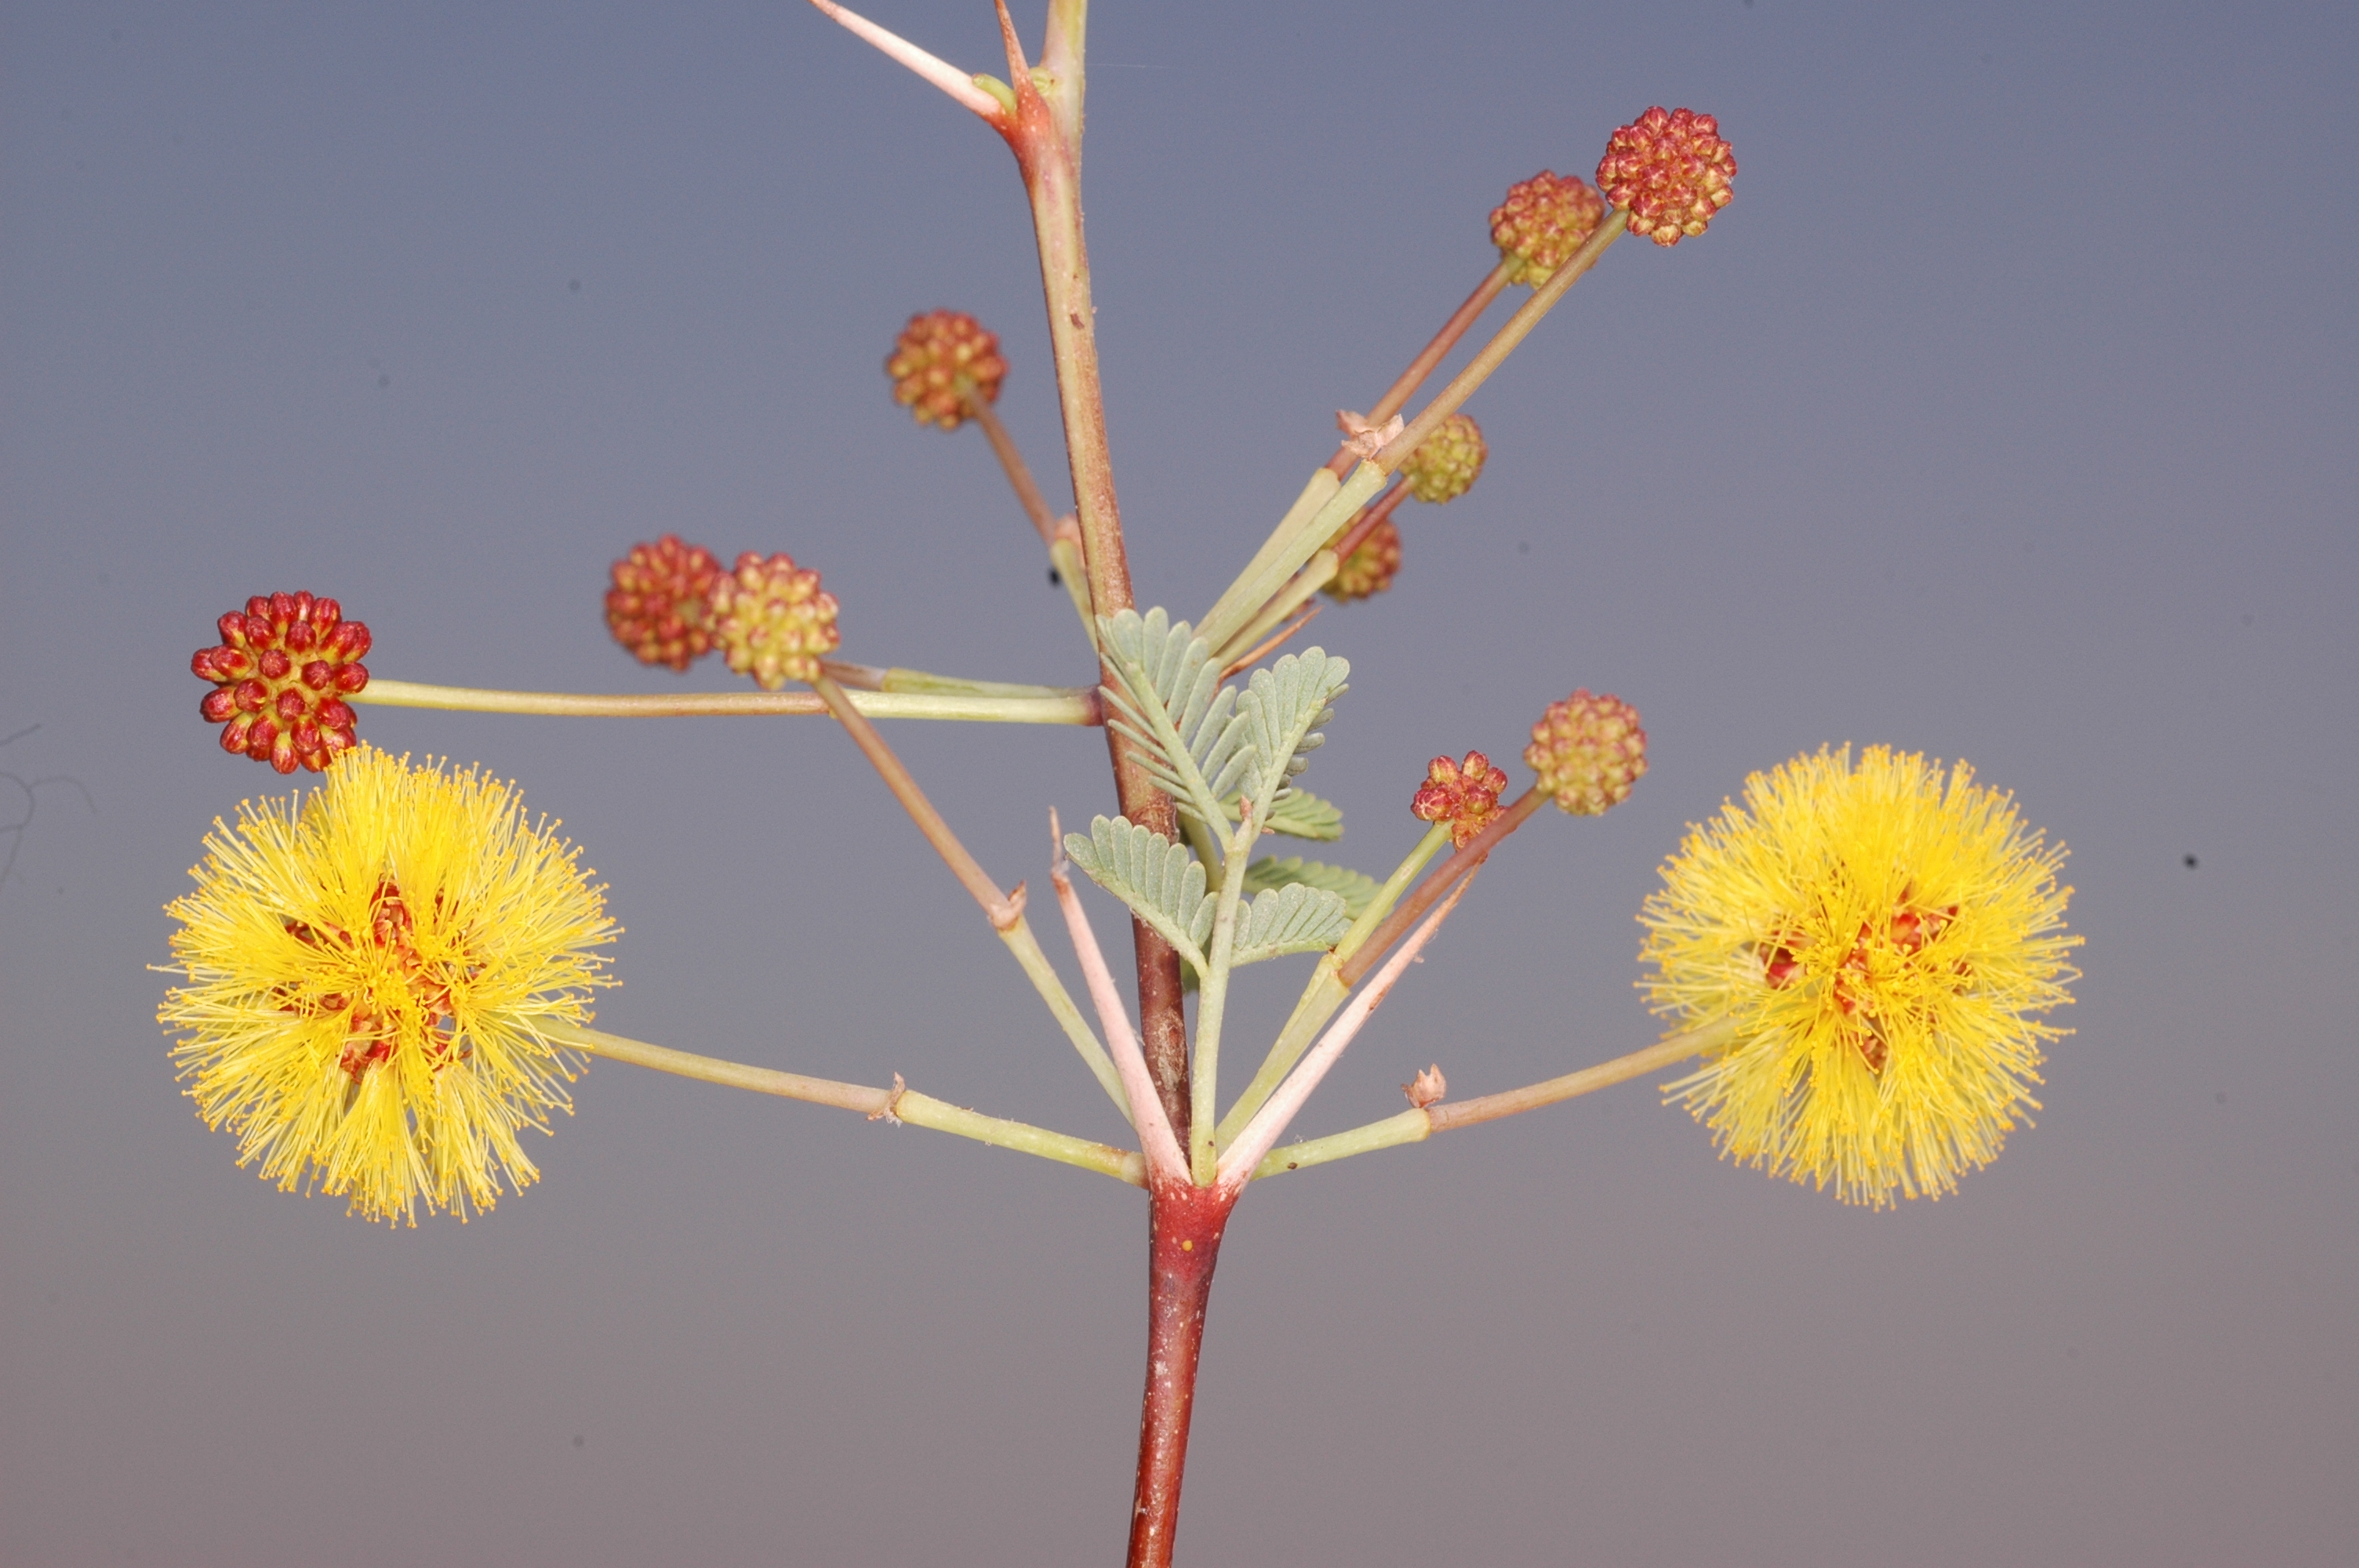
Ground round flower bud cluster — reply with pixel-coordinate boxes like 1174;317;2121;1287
711;551;841;690
1398;413;1487;504
1490;171;1606;285
1525;689;1648;815
1412;750;1511;848
1596;107;1736;247
1325;517;1402;603
192;592;372;773
885;310;1007;430
605;534;723;671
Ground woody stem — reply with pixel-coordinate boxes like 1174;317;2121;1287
1005;45;1190;1142
1128;1181;1234;1568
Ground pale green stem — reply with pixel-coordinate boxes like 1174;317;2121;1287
873;667;1085;701
1323;261;1515;479
1337;822;1457;968
1374;210;1627;474
897;1088;1144;1184
997;913;1132;1119
1212;550;1338;671
1249;1020;1735;1181
1187;813;1253;1185
1215;879;1475;1194
811;673;1020;922
1050;524;1099;647
1174;811;1225;888
1339;787;1546;987
1197;462;1385;654
1251;1109;1427;1179
355;677;1096;725
550;1020;1146;1185
805;674;1125;1113
1217;601;1324;681
1039;0;1086;147
1197;467;1341;648
1215;823;1452;1147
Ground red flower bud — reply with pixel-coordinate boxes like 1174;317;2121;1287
1597;107;1736;247
191;593;369;773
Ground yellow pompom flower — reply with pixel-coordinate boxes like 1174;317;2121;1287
1638;746;2078;1207
158;746;616;1225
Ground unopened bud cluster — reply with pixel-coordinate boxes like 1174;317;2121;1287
711;551;841;690
1412;750;1510;848
606;534;724;671
192;593;372;773
1325;518;1402;603
1525;690;1647;815
1398;414;1487;504
1596;107;1736;247
885;310;1007;430
1490;172;1606;285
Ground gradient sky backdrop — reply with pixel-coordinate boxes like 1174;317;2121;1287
5;2;2355;1563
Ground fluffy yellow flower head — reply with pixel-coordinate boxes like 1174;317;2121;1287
1639;746;2077;1207
158;746;616;1225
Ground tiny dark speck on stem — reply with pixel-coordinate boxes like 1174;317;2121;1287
2183;854;2198;868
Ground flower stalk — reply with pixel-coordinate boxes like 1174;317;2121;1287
554;1022;1145;1185
354;675;1099;725
1216;822;1454;1147
1375;209;1627;473
1323;261;1513;480
809;673;1130;1113
1249;1019;1737;1180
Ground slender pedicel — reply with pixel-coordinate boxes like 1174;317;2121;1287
1375;210;1627;474
1048;813;1189;1185
553;1022;1144;1185
1324;261;1512;479
1216;879;1477;1192
355;677;1099;725
1248;1022;1737;1180
1215;822;1453;1148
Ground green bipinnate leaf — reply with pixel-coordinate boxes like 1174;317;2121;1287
1098;609;1352;850
1256;787;1345;841
1243;855;1381;919
1062;814;1214;971
1237;649;1349;817
1230;880;1351;965
1096;609;1250;826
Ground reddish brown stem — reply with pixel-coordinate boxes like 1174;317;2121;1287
1338;786;1547;986
1000;33;1191;1142
1128;1181;1236;1568
1219;601;1321;681
1329;477;1411;561
1326;262;1513;478
964;388;1062;546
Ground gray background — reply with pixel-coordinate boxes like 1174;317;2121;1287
5;2;2354;1563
